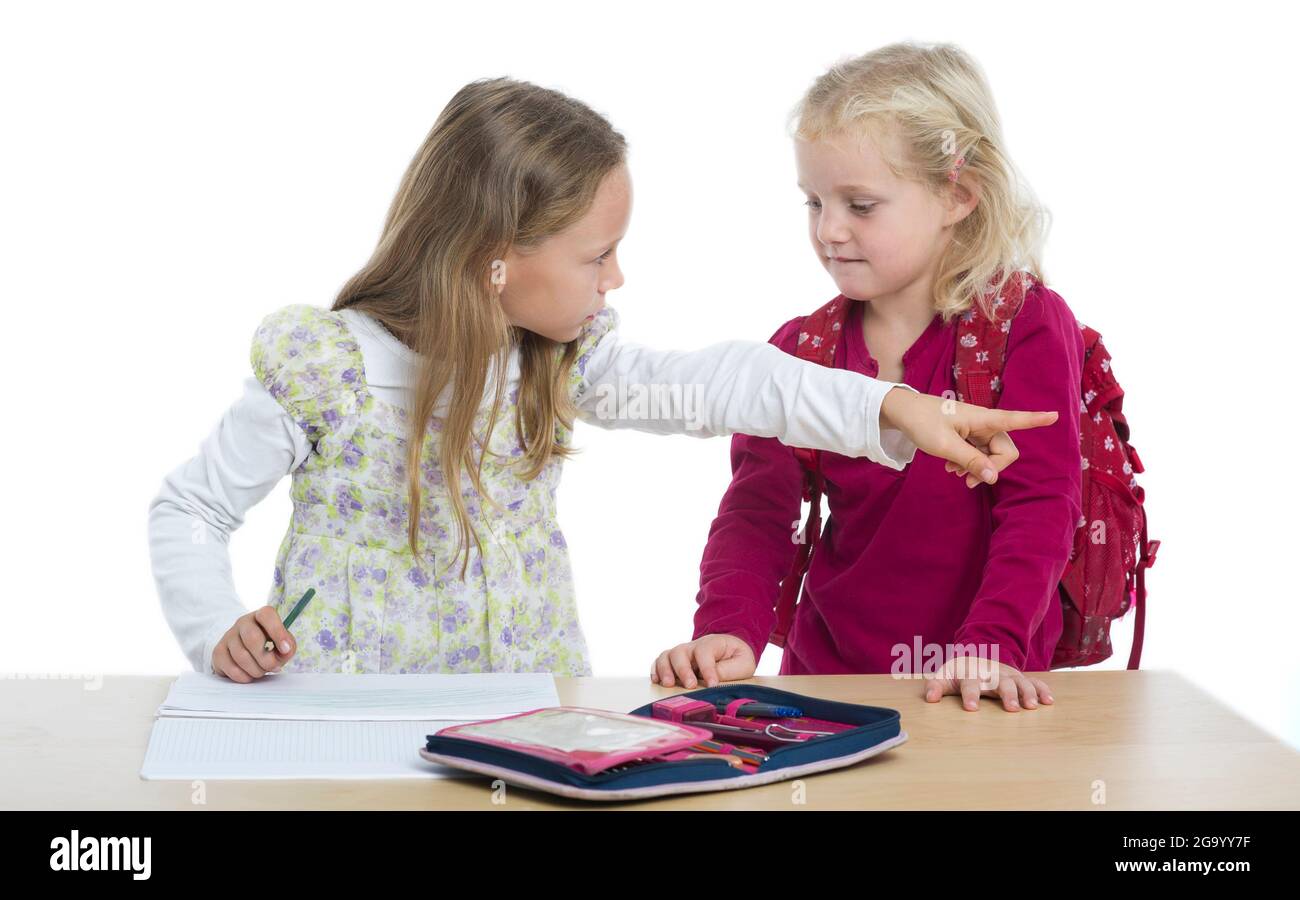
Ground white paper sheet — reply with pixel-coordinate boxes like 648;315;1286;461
140;671;561;781
156;672;560;721
140;717;472;780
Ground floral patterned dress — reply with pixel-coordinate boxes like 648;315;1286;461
249;304;617;676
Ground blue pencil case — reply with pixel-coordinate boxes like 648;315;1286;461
418;684;907;802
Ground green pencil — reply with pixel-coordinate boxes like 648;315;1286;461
263;588;316;654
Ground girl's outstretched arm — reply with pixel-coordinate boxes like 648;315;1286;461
574;308;918;468
573;308;1054;481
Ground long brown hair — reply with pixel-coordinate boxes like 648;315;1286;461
332;78;627;576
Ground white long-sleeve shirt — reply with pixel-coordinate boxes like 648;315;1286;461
148;306;918;674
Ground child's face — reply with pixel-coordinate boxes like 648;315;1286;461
795;128;974;304
498;164;631;344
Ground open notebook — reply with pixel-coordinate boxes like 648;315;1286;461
140;672;560;780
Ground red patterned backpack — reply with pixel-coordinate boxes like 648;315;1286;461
773;271;1159;669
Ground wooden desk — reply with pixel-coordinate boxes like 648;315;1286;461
2;671;1297;810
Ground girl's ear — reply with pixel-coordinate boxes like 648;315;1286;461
945;176;981;228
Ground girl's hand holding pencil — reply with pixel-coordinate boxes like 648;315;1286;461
210;588;313;683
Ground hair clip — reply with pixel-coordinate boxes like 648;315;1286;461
948;154;967;183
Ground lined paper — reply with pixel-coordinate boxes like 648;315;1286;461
140;672;561;780
141;718;471;780
157;672;560;721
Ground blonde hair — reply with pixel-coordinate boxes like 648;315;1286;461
333;78;627;577
791;41;1049;321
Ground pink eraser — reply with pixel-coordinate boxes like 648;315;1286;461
652;696;717;722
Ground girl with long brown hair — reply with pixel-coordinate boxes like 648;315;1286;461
150;77;1055;681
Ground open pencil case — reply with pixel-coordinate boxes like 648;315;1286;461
418;684;907;801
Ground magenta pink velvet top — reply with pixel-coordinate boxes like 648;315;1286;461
693;283;1085;674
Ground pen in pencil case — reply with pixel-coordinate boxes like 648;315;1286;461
689;740;767;766
657;749;762;772
687;720;822;748
263;588;316;653
718;699;804;719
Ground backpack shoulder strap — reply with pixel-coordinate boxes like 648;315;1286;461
789;295;852;472
772;294;852;649
953;270;1034;408
795;294;850;365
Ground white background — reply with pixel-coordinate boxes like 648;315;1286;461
4;1;1298;751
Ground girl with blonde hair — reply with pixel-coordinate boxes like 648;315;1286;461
657;42;1083;712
